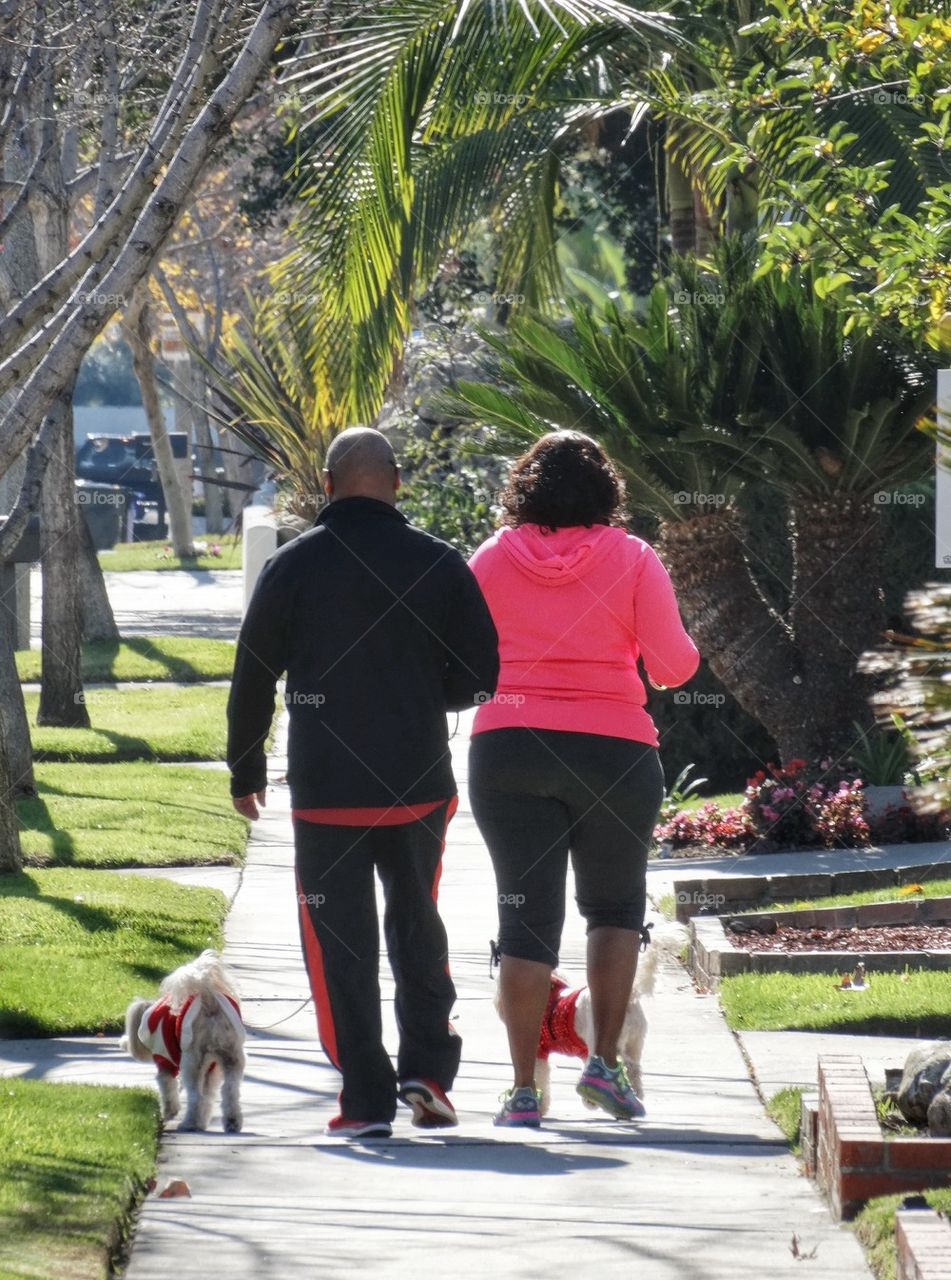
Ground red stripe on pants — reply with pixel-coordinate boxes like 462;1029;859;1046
430;795;459;903
434;796;458;974
295;871;340;1069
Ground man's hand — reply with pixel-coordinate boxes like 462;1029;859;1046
233;790;267;821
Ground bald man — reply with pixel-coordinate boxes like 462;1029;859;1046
227;428;499;1137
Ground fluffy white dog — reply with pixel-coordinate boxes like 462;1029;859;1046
493;942;659;1117
122;949;246;1132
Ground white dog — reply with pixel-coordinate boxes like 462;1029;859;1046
122;949;246;1132
493;942;659;1117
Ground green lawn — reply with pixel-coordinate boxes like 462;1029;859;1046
720;970;951;1037
676;791;745;811
750;880;951;913
0;1078;159;1280
16;637;236;685
0;869;227;1036
765;1085;803;1153
26;685;229;762
854;1189;951;1280
18;762;246;868
97;537;241;572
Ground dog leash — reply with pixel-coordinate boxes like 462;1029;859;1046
243;997;313;1032
488;924;653;976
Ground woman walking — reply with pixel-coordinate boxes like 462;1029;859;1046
468;431;699;1127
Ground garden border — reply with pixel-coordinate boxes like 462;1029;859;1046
808;1056;951;1221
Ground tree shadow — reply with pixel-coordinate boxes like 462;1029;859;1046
17;795;77;864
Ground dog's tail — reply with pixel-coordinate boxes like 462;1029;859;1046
122;997;154;1063
633;942;661;997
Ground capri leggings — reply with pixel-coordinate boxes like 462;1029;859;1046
468;727;665;966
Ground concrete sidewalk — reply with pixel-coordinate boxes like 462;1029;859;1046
114;718;868;1280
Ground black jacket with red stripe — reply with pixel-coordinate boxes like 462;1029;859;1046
227;496;499;808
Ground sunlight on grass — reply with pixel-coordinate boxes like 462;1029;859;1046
720;970;951;1036
16;637;236;685
97;538;241;572
0;1078;159;1280
0;869;226;1035
25;686;229;762
18;762;246;868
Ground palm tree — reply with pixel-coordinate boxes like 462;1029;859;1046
443;239;938;761
276;0;943;423
202;297;338;520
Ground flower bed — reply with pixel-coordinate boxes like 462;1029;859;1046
655;758;948;856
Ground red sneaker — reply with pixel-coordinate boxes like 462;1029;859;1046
324;1115;392;1138
398;1078;458;1128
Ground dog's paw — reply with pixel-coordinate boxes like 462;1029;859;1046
223;1114;243;1134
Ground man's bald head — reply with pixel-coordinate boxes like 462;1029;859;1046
323;427;399;503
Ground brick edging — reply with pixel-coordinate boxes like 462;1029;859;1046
815;1056;951;1220
897;1209;951;1280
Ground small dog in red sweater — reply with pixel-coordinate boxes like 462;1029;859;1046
492;942;659;1117
122;949;245;1132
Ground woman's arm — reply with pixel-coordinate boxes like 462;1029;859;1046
632;543;700;688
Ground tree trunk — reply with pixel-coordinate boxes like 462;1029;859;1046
0;698;23;873
658;510;810;759
787;494;885;758
0;626;34;796
123;287;195;556
666;147;697;256
79;516;120;643
38;397;90;727
191;364;225;533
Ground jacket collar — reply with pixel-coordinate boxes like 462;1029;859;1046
316;496;407;527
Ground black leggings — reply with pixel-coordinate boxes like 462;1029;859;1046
469;728;665;966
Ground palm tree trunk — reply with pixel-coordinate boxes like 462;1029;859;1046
787;494;884;758
666;148;696;255
658;510;809;758
38;398;90;727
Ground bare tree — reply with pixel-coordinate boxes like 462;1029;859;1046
0;0;298;860
122;283;196;556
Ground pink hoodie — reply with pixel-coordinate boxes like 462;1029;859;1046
468;524;700;746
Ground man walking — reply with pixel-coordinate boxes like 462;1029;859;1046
227;428;499;1137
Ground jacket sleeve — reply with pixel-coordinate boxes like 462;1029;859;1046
633;543;700;688
227;554;290;797
442;551;500;712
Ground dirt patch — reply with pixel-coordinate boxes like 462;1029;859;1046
725;922;951;953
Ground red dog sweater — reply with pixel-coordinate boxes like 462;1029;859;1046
137;993;242;1076
538;975;588;1060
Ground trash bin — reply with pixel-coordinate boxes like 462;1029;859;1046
75;480;129;549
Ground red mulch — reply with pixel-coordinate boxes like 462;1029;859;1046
726;923;951;953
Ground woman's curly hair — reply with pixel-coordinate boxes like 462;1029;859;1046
499;431;626;530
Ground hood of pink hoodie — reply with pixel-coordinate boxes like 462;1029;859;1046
496;523;626;585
